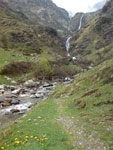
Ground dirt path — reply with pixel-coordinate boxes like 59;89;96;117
55;98;108;150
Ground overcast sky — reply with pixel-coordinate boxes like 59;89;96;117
52;0;106;15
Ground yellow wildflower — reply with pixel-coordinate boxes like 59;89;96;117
25;136;28;138
15;141;20;144
30;136;33;138
45;138;48;140
1;147;4;150
15;138;18;140
7;145;10;147
25;139;28;142
34;136;37;139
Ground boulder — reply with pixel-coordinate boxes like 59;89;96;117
11;99;20;105
10;86;16;91
20;94;30;98
30;95;36;98
35;93;44;98
0;85;4;90
10;109;20;113
0;96;5;103
12;88;21;95
24;80;38;87
2;102;11;107
3;92;12;98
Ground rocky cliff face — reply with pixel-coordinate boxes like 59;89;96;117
71;0;113;65
70;11;99;32
1;0;70;34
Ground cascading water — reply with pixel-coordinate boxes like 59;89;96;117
65;14;84;57
78;14;84;30
66;36;72;56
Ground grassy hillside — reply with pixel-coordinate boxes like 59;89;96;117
71;0;113;66
2;0;70;33
0;2;65;55
0;57;113;150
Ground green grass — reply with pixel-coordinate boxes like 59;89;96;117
0;58;113;150
0;48;27;68
0;98;72;150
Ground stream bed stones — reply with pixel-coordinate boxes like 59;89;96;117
0;80;57;128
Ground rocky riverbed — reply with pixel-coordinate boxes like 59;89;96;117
0;79;57;128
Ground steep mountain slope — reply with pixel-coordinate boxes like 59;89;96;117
0;1;65;55
70;11;98;32
71;0;113;66
1;0;70;34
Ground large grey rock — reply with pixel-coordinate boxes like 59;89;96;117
12;88;21;95
24;80;40;87
0;96;5;103
3;92;12;98
0;85;5;90
11;99;20;105
35;93;44;98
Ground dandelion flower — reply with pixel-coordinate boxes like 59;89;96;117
25;136;28;138
30;136;33;138
1;147;5;150
15;141;20;144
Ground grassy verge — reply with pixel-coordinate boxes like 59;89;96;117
0;98;72;150
0;58;113;150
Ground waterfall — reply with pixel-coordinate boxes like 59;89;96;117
65;14;84;57
78;14;84;30
66;36;72;56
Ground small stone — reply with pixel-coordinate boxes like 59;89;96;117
38;116;42;119
10;109;20;113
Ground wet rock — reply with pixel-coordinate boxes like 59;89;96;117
20;94;30;98
0;96;5;103
11;95;18;98
0;85;5;90
4;112;12;115
11;100;20;105
2;102;11;107
46;87;53;90
35;93;43;98
43;83;53;88
24;80;39;88
30;95;36;98
11;109;20;113
3;92;12;98
37;88;46;94
12;88;21;95
10;86;16;91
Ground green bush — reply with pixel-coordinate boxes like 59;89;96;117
35;58;54;79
